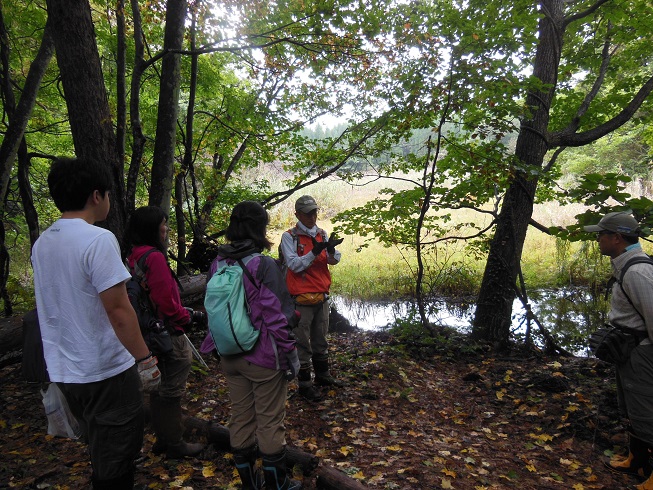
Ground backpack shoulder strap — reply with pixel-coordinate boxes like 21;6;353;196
614;255;653;322
237;253;262;290
133;247;160;281
618;255;653;284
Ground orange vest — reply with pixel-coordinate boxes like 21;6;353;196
285;227;332;295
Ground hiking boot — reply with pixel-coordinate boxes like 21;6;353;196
156;396;205;459
298;385;322;402
605;432;652;478
313;358;344;387
166;440;204;459
262;448;302;490
233;445;263;490
314;373;344;387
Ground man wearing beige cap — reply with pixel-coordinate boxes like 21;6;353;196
584;211;653;489
280;195;344;401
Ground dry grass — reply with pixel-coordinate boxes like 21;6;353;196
256;169;652;300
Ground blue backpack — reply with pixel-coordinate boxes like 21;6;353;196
205;254;261;356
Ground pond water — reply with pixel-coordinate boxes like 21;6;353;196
332;287;607;355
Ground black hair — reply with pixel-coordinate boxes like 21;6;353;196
127;206;168;253
623;234;639;245
47;157;113;212
226;201;272;250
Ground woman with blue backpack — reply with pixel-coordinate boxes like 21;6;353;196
126;206;206;459
204;200;301;490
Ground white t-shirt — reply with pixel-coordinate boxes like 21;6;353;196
32;218;134;383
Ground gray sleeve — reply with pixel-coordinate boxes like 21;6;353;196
281;231;316;273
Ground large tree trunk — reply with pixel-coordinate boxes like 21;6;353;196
148;0;187;215
0;19;54;203
44;0;126;243
472;0;564;347
125;0;147;216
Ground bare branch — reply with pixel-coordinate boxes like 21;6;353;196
543;146;565;172
558;28;614;136
563;0;611;28
528;218;551;234
262;115;390;208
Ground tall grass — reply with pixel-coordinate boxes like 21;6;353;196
262;170;641;301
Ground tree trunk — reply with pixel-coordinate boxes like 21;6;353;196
116;0;127;171
17;145;42;249
473;0;564;347
45;0;126;243
125;0;147;216
148;0;187;214
0;19;54;203
175;7;198;274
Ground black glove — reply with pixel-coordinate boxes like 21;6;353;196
327;232;344;254
311;235;328;256
185;307;207;327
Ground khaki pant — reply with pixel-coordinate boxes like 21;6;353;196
221;355;288;454
295;301;330;368
157;334;193;398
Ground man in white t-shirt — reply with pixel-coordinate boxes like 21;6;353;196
31;157;161;489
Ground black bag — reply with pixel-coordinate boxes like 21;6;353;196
589;325;644;365
21;309;50;383
127;249;173;356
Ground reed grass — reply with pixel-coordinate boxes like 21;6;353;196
263;170;637;301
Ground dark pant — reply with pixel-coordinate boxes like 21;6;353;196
617;343;653;445
59;366;144;483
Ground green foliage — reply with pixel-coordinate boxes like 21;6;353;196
2;0;653;328
5;274;35;312
558;123;652;181
550;173;653;241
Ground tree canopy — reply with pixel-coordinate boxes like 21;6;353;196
0;0;651;348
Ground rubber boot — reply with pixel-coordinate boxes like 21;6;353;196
149;393;167;455
297;367;322;402
313;358;344;387
262;448;302;490
233;445;263;490
91;468;134;490
158;396;204;458
605;431;652;478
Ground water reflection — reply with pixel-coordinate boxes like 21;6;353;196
331;295;475;332
332;287;609;355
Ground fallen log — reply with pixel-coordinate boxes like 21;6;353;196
316;466;368;490
183;416;368;489
178;274;207;305
182;417;319;475
0;315;23;353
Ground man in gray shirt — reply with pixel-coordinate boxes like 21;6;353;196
584;211;653;487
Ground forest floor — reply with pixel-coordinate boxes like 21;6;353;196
0;326;642;490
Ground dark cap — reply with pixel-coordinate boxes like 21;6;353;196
295;195;318;214
583;211;640;237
